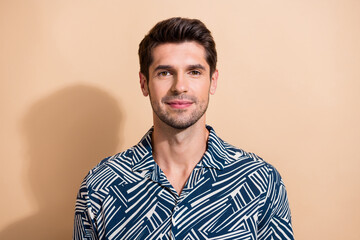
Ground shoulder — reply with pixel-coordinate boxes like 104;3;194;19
81;147;139;193
75;145;149;221
221;142;290;217
206;126;282;182
80;127;154;194
220;139;284;186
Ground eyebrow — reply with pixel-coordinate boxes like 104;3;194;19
153;64;206;72
154;65;173;72
188;64;206;71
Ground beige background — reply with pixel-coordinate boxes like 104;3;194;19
1;0;359;239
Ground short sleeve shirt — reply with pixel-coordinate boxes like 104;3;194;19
74;126;294;239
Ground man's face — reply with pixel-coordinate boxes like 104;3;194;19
140;41;218;129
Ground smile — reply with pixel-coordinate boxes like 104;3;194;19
166;100;193;109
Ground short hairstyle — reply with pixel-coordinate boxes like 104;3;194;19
138;17;217;80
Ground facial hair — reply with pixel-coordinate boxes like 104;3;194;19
149;92;209;130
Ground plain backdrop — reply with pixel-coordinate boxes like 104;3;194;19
1;0;359;239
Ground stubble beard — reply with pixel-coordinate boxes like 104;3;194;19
149;93;209;130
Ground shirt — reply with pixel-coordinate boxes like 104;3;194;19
74;126;294;239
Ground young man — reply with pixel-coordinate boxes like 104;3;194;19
74;17;294;239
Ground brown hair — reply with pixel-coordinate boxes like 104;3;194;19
138;17;217;80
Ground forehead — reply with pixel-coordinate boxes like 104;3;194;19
150;41;208;69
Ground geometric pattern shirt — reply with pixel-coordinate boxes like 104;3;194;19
74;126;294;239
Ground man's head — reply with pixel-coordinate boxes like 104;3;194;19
138;17;217;81
138;18;218;130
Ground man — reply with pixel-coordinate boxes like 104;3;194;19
74;17;294;239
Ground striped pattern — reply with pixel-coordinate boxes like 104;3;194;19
74;126;294;239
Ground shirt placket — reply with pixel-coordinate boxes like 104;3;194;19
145;161;210;239
170;165;206;239
146;165;180;239
154;170;182;239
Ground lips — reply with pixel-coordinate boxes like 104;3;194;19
166;100;193;109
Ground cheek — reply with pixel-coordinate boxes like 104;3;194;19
197;82;211;96
148;86;164;101
150;82;172;96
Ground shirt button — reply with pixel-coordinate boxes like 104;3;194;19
174;206;180;211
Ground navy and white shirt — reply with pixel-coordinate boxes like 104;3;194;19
74;126;294;239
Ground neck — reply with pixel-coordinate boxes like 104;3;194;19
151;117;209;195
152;121;209;164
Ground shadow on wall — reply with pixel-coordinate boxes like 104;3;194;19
0;85;122;240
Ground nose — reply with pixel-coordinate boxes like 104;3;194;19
171;73;188;94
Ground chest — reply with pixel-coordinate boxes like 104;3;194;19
98;166;265;239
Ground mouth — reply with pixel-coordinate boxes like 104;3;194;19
165;100;193;109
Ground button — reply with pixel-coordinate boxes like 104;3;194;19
174;206;180;211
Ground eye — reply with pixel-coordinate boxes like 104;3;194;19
189;70;201;75
158;71;171;77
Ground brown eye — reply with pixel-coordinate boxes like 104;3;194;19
158;71;171;77
189;70;201;75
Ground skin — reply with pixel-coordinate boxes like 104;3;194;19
139;41;218;195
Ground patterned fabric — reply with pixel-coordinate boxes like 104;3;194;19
74;126;294;239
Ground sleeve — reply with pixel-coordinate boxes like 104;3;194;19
257;165;294;240
73;177;99;240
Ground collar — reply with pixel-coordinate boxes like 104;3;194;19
131;125;231;173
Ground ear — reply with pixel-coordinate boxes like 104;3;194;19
210;69;218;95
139;72;149;96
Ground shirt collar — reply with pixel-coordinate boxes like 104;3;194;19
131;125;230;172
